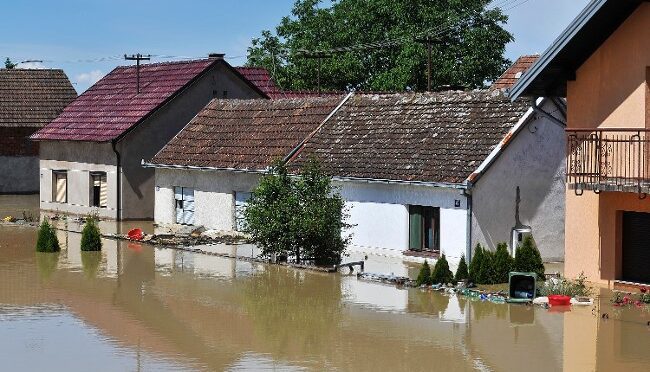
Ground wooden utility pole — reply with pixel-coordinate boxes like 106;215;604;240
124;53;151;94
416;36;437;91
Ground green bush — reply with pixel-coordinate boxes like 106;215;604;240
492;242;514;284
244;159;350;266
468;243;484;284
431;255;454;285
477;249;496;284
416;260;432;286
36;219;60;252
455;255;469;282
80;218;102;251
514;235;545;280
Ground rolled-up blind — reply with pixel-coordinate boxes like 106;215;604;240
54;172;67;203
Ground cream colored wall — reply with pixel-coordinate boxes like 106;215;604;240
565;4;650;284
567;4;650;130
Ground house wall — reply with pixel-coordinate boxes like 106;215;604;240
154;168;469;266
564;4;650;284
39;141;118;219
37;61;264;220
0;127;40;193
471;100;566;262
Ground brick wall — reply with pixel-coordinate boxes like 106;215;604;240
0;127;39;156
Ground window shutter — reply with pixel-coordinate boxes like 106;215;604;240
99;174;108;207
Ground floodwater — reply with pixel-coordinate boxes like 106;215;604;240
1;198;650;371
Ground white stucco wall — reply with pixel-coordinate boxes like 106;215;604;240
155;167;470;266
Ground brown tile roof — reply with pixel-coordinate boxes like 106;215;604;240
32;59;218;142
0;69;77;128
289;91;531;184
235;66;344;99
491;55;540;90
149;96;345;170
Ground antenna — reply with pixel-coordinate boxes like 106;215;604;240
124;53;151;94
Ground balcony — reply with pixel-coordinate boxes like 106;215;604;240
567;129;650;197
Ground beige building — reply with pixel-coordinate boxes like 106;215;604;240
511;0;650;285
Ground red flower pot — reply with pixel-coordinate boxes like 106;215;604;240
127;228;144;241
548;295;572;306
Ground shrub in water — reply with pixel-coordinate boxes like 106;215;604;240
80;218;102;251
514;235;545;280
416;260;432;286
468;244;485;284
431;255;454;285
36;219;60;253
455;255;469;282
492;242;514;284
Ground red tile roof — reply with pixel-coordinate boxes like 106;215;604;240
491;55;540;90
235;66;344;99
150;97;344;170
0;69;77;128
32;59;217;142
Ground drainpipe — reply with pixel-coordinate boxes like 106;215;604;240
111;140;121;221
463;186;473;262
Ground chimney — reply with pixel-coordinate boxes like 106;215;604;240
208;53;225;59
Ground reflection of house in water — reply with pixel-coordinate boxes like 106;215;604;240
153;245;257;279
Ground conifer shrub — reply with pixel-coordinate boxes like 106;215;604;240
455;255;469;282
416;260;432;286
468;243;485;284
431;255;454;285
477;249;496;284
492;242;514;284
36;219;60;253
80;217;102;251
514;235;545;280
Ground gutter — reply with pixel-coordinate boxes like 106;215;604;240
141;160;270;175
531;98;567;128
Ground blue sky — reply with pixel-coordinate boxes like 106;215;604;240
1;0;590;93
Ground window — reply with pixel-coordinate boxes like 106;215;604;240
408;206;440;252
234;192;252;231
222;90;228;98
174;187;195;225
52;171;67;203
90;172;107;208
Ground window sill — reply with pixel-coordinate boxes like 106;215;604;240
402;250;440;259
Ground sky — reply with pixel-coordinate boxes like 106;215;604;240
0;0;591;93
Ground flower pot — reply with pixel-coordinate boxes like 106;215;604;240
548;295;571;306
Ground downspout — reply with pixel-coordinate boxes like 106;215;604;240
111;140;121;221
463;186;473;262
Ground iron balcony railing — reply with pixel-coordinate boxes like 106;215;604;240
567;128;650;198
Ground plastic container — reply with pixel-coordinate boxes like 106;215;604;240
548;295;572;306
127;228;144;241
507;272;537;303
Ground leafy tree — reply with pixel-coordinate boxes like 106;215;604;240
468;243;484;284
247;0;512;91
492;242;514;284
455;255;469;282
4;57;17;69
80;218;102;251
431;255;454;285
514;235;545;280
416;260;432;286
244;158;350;265
36;219;60;252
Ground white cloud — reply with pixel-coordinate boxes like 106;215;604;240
16;61;46;69
75;70;104;86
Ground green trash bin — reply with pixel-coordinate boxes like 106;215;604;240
507;272;536;303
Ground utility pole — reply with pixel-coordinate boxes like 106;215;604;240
416;35;437;92
297;51;332;93
124;53;151;94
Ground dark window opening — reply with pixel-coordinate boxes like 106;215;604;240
409;206;440;252
90;172;107;208
222;90;228;98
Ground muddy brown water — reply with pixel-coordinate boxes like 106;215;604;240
1;197;649;371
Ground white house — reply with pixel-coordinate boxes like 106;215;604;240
146;87;566;266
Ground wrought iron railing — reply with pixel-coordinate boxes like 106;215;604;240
567;129;650;198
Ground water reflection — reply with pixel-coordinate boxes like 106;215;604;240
0;223;649;371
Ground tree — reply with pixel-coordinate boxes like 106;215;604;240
468;243;484;284
455;255;469;282
476;249;495;284
247;0;512;92
416;260;432;286
492;242;514;284
244;158;350;265
80;218;102;251
431;255;454;285
4;57;17;69
514;235;545;280
36;219;60;252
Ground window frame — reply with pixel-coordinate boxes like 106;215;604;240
52;170;68;204
408;205;440;252
90;171;108;208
